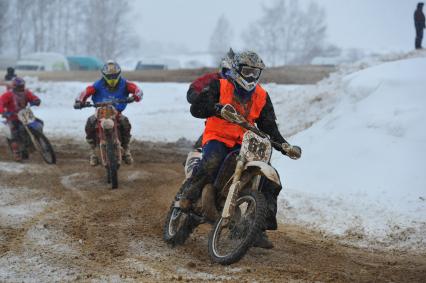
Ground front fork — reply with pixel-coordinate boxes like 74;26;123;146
221;156;246;220
98;120;122;167
23;124;41;152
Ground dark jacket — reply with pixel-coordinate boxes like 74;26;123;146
190;79;287;150
414;5;425;28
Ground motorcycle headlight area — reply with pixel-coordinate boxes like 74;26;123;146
240;131;272;162
96;106;116;119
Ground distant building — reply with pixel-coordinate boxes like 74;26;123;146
16;52;70;71
67;56;103;71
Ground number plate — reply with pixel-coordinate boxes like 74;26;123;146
240;131;272;162
18;108;36;124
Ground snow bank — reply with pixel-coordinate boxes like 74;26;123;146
275;57;426;251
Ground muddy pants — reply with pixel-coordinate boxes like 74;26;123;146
6;120;22;142
85;113;132;149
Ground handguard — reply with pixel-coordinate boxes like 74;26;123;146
282;143;302;160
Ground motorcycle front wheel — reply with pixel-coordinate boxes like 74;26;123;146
105;134;118;189
29;128;56;164
208;191;267;265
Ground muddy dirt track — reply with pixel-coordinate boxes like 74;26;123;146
0;139;425;282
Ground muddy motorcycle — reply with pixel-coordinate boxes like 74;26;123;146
163;104;299;265
79;99;133;189
3;107;56;164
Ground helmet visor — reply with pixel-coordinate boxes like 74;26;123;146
239;66;261;79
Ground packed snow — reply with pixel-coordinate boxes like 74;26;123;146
0;52;425;252
275;56;426;251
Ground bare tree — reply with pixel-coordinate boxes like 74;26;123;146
242;0;328;66
84;0;138;60
209;14;234;65
0;0;9;50
1;0;133;59
7;0;33;59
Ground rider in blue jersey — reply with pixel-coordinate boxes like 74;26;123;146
74;61;143;166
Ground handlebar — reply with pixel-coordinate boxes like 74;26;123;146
220;104;300;158
220;104;280;145
77;98;133;109
1;111;14;118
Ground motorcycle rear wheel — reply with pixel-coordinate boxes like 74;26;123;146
163;202;193;246
208;190;267;265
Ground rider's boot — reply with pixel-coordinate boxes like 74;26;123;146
10;141;22;162
176;179;192;211
178;172;209;211
86;139;99;166
253;231;274;249
89;148;99;166
122;147;133;165
201;184;219;221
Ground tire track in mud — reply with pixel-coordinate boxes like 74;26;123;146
0;139;425;282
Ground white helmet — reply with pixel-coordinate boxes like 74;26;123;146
230;51;265;91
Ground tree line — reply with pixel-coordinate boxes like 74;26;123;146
209;0;341;66
0;0;137;60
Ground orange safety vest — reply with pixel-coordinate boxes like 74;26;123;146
202;79;267;148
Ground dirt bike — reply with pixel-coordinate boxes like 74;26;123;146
163;104;300;265
78;99;133;189
2;107;56;164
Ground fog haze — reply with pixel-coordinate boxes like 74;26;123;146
131;0;420;53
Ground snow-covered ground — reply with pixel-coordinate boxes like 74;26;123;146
275;55;426;251
1;51;425;251
0;81;301;142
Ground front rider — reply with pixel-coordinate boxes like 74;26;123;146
181;51;301;249
0;77;41;161
73;60;142;166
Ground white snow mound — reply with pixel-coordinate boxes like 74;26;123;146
276;57;426;251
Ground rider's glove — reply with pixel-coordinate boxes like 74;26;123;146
1;112;12;118
73;100;83;109
281;143;302;160
126;96;135;103
214;103;223;116
30;99;41;106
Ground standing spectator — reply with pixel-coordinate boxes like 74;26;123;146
4;67;17;81
415;2;425;49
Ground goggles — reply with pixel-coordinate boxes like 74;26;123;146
103;72;120;80
14;85;25;92
239;66;261;79
103;72;120;87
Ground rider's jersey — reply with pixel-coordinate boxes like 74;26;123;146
202;79;267;148
0;90;40;121
79;78;142;112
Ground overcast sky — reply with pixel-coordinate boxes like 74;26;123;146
130;0;422;54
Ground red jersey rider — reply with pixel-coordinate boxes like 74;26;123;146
0;77;41;161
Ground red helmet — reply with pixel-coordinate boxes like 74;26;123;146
12;77;25;93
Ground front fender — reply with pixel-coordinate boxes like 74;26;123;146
27;119;44;133
244;161;281;186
